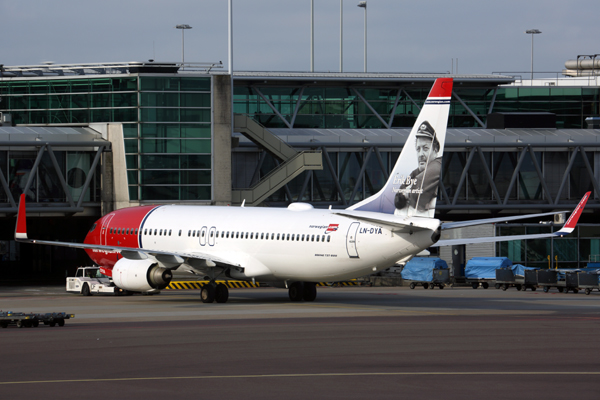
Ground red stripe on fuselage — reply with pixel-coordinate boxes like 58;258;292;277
84;205;159;271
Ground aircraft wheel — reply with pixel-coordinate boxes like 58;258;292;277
201;284;216;303
215;283;229;303
288;282;304;302
303;282;317;302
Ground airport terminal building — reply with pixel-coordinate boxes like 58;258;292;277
1;61;600;280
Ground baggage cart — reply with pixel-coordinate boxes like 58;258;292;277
577;272;599;295
402;257;451;289
0;311;74;328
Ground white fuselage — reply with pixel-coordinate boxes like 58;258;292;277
136;204;439;283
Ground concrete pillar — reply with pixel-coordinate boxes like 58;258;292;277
212;75;233;205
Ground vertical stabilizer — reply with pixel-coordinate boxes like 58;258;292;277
348;78;453;217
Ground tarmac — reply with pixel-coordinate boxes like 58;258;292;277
2;285;600;399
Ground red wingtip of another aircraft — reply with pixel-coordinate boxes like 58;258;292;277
564;191;590;230
15;194;28;240
428;78;454;98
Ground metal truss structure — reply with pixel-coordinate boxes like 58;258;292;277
0;141;109;214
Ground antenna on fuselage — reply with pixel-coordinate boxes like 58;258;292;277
241;199;246;207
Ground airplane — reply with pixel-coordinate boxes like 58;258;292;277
13;78;591;303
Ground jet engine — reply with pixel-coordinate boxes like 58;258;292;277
112;258;173;292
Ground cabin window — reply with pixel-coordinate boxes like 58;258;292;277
154;229;157;235
89;223;97;233
276;233;280;240
271;233;274;240
316;235;320;242
327;236;331;242
126;229;130;235
109;228;113;234
250;233;253;239
202;231;205;238
286;234;290;241
311;235;315;242
135;229;138;235
322;235;325;242
169;229;172;236
236;232;239;239
221;231;224;238
260;233;264;240
210;231;214;238
226;232;229;238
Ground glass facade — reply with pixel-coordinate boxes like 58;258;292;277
234;85;600;129
497;225;600;269
0;75;213;202
253;149;593;206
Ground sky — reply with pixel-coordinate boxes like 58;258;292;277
2;0;599;76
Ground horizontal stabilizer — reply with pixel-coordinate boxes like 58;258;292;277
434;192;590;247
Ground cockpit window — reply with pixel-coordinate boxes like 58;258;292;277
89;223;97;233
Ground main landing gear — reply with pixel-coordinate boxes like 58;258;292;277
201;282;229;304
288;282;317;302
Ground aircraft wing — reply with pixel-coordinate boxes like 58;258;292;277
14;194;241;271
433;192;590;247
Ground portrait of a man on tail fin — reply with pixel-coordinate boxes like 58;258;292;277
394;120;442;218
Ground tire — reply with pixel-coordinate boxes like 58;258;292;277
482;282;489;289
32;320;39;328
495;283;501;289
16;320;24;328
515;284;522;291
49;321;56;327
543;286;549;293
0;322;8;328
586;288;592;295
558;287;564;293
532;287;537;292
439;285;444;290
303;282;317;302
409;282;416;289
423;283;429;289
201;284;216;303
288;282;304;302
573;289;579;294
429;283;435;290
215;283;229;303
57;319;65;327
501;286;507;291
471;283;478;289
82;283;91;297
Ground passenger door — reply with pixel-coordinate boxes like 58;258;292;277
346;222;360;258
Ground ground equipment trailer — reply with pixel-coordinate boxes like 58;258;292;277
66;266;119;296
495;266;538;291
466;257;512;289
0;311;74;328
401;257;450;289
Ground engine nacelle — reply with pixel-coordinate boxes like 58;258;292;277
112;258;173;292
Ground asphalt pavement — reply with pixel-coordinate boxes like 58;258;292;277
2;285;600;399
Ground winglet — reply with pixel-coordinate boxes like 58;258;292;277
558;191;590;235
15;194;28;240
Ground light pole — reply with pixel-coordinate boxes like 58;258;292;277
311;0;314;72
340;0;343;73
175;24;192;65
525;29;541;81
357;1;367;73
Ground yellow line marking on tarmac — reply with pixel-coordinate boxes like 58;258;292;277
2;371;600;385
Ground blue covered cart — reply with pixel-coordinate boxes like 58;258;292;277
402;257;450;289
465;257;512;289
